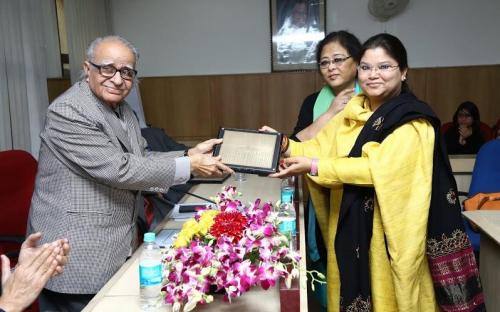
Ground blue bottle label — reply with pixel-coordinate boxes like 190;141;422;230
139;262;162;286
281;187;294;203
278;218;296;235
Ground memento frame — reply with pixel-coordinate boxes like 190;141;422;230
270;0;326;71
213;128;282;175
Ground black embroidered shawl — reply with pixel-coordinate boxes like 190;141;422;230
335;92;485;311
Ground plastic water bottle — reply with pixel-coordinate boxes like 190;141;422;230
139;232;163;310
280;176;295;203
278;177;297;250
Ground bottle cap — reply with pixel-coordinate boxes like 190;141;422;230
144;232;155;242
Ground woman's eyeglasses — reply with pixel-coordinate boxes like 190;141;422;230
318;56;351;69
357;63;399;74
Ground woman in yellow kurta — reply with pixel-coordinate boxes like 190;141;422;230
270;34;483;311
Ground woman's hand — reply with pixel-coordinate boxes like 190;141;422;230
458;125;472;145
259;125;278;133
327;88;355;116
269;156;312;178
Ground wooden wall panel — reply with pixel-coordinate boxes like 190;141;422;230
261;72;318;134
422;66;500;126
140;76;213;140
210;74;268;132
47;65;500;142
47;78;71;103
407;68;427;102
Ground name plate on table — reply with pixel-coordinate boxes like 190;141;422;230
213;128;282;175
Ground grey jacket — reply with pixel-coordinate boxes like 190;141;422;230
28;81;183;294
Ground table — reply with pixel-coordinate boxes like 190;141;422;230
83;174;308;311
449;154;476;194
462;211;500;311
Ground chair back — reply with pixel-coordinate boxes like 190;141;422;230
479;122;493;141
0;150;38;256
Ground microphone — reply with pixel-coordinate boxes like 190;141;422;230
169;186;216;204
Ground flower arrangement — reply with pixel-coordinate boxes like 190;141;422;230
162;186;304;311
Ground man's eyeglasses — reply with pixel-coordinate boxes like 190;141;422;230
88;61;137;80
357;63;399;74
318;56;351;69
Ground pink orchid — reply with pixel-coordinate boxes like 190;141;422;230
162;186;302;311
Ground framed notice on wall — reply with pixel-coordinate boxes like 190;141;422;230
271;0;326;71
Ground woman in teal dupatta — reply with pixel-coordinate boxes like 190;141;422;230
290;31;362;310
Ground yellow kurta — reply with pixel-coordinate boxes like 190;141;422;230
290;95;439;311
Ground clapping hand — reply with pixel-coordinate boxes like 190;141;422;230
0;233;70;312
17;232;70;277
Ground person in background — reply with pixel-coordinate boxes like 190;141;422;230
444;101;486;154
27;35;233;311
0;233;70;312
267;33;483;311
290;30;362;311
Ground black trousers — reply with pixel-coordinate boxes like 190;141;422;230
39;288;95;312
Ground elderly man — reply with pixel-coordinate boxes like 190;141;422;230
27;35;232;311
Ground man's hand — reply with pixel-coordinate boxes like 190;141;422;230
269;157;312;178
0;244;60;312
18;232;70;277
188;138;223;156
189;154;234;177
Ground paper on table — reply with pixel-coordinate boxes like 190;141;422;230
156;229;180;248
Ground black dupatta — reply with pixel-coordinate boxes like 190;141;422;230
335;92;485;311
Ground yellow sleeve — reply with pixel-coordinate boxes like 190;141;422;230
311;156;372;187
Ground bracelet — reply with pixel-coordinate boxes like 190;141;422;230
280;135;289;154
310;158;318;176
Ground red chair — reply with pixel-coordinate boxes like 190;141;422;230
0;150;38;311
0;150;37;258
492;119;500;139
479;122;493;141
441;121;493;141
